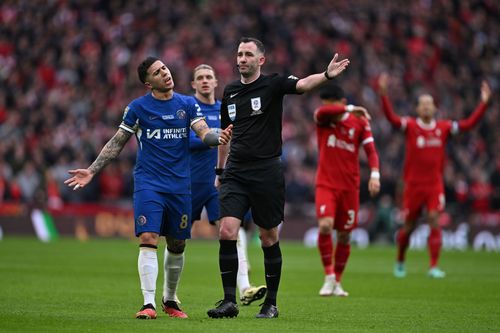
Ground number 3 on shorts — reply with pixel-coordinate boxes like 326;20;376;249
346;210;355;227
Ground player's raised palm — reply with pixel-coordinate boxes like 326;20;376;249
64;169;94;190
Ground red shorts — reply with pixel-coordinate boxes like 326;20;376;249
315;186;359;231
403;183;445;221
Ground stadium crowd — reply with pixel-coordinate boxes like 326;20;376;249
0;0;499;235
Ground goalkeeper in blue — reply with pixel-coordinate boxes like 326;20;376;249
189;64;266;306
64;57;232;319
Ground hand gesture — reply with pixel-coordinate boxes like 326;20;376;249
326;53;350;78
351;105;371;120
481;80;491;104
218;124;233;145
368;177;380;197
378;73;389;94
64;169;94;190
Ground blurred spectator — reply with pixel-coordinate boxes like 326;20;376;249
0;1;497;232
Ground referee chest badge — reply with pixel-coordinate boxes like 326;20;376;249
228;104;236;121
251;97;261;111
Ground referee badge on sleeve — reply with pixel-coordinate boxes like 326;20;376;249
228;104;236;121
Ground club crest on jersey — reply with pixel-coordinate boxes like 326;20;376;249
136;215;147;226
176;109;186;119
251;97;261;111
228;104;236;121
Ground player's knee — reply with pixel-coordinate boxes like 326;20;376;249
139;232;159;246
318;218;334;234
259;228;279;247
427;212;440;228
218;219;239;240
337;231;351;244
166;239;186;254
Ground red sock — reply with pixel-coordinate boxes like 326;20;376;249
334;243;351;282
318;233;334;275
397;228;410;262
428;227;442;268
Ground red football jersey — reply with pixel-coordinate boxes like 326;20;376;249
400;117;452;185
381;95;488;186
315;112;375;190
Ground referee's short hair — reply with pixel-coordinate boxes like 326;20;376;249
138;56;160;84
319;82;345;101
239;37;265;54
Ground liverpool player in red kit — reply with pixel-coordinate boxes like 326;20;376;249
378;73;491;278
315;84;380;297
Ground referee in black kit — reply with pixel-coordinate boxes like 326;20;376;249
207;37;350;319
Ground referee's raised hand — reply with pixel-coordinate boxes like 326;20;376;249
325;53;350;78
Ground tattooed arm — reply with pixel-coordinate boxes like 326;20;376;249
64;128;132;190
191;119;232;146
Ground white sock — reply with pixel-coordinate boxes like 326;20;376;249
138;247;158;308
237;228;251;295
163;248;184;302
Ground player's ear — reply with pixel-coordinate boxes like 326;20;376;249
191;80;196;90
144;81;152;89
342;97;347;104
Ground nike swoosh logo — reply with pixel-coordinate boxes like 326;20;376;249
266;274;277;278
230;93;239;98
221;271;233;275
149;116;159;120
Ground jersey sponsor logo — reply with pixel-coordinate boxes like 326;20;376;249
327;134;355;152
176;109;186;119
162;115;175;120
228;104;236;121
251;97;261;111
146;127;188;139
416;135;443;148
136;215;147;226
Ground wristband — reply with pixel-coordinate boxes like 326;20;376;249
346;104;354;112
370;171;380;179
324;71;333;80
215;168;225;176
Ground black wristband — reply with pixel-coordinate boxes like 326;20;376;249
324;70;333;80
215;168;225;176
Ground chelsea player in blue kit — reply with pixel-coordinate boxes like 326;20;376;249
190;64;267;306
65;57;232;320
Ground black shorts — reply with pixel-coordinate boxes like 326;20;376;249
219;157;284;230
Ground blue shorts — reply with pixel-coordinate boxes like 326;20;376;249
191;182;219;224
133;189;191;239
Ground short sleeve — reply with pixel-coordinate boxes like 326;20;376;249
119;104;138;133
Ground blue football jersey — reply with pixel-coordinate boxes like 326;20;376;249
120;92;202;194
189;98;221;184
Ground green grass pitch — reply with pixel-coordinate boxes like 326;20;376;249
0;237;499;332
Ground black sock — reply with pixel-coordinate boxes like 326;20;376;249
219;239;238;303
262;242;282;306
